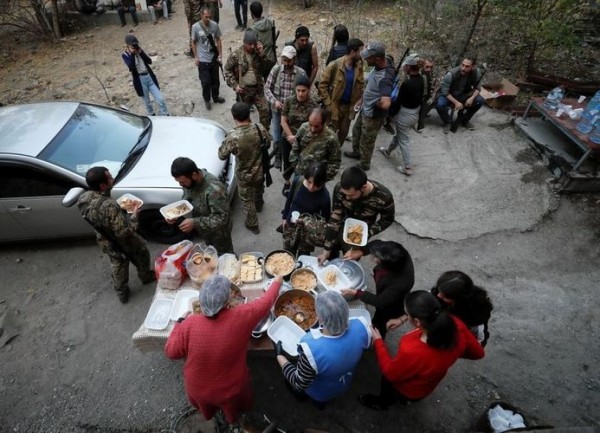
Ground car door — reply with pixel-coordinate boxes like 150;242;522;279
0;165;93;241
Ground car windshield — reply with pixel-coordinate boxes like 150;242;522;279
38;104;148;177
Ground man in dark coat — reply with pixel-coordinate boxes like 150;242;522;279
121;35;169;116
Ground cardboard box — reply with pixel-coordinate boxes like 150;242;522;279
481;78;520;109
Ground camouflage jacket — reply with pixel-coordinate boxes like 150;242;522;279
218;123;269;185
324;180;395;250
224;46;267;90
282;94;320;135
76;190;137;244
183;169;231;232
289;123;341;181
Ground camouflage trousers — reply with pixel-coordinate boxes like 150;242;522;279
198;218;235;255
282;213;327;256
99;233;154;298
239;85;271;131
329;103;355;144
351;114;385;169
238;181;264;229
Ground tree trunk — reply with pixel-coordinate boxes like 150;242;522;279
457;0;488;62
50;0;62;38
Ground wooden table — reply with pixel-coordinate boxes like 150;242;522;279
516;97;600;191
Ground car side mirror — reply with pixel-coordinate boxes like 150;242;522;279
62;187;86;207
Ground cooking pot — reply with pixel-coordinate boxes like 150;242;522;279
264;249;300;280
289;267;318;293
328;259;367;291
273;289;317;331
252;311;275;338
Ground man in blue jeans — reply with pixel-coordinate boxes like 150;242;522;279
121;35;169;116
435;55;484;133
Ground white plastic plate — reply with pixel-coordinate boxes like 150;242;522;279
343;217;368;246
159;200;193;220
267;316;305;357
170;289;199;321
144;297;174;330
116;193;143;213
317;264;351;292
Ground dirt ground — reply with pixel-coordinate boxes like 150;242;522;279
1;1;600;432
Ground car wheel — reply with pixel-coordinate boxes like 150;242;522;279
137;209;190;244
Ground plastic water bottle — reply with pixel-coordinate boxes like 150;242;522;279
586;90;600;110
543;87;564;110
589;124;600;144
576;108;599;134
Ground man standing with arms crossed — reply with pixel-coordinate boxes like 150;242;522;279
343;41;395;171
192;6;226;111
318;38;365;144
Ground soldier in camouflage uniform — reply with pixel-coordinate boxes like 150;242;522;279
224;29;271;130
343;42;395;171
170;157;234;254
284;108;341;184
317;166;395;265
280;75;320;194
183;0;204;57
218;102;269;234
77;167;155;304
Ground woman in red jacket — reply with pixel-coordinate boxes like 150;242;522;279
360;290;485;410
165;275;282;432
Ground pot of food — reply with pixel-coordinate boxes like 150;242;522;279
289;267;318;293
273;289;317;331
264;249;300;280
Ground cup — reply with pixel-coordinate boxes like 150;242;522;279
291;211;300;223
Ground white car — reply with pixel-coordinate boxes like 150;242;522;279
0;102;236;244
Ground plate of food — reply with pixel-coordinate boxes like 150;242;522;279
117;193;143;213
240;252;264;284
317;265;351;292
343;218;368;246
159;200;193;220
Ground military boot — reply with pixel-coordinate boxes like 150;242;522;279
116;286;131;304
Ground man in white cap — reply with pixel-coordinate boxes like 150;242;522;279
379;53;424;176
343;41;395;171
264;45;308;169
224;29;271;130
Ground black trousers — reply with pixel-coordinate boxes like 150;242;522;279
234;0;248;27
197;61;221;102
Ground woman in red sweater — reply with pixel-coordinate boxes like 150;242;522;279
165;275;282;432
360;290;485;410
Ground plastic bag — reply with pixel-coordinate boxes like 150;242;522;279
155;240;193;290
185;243;219;288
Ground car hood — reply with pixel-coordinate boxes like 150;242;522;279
117;116;227;190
